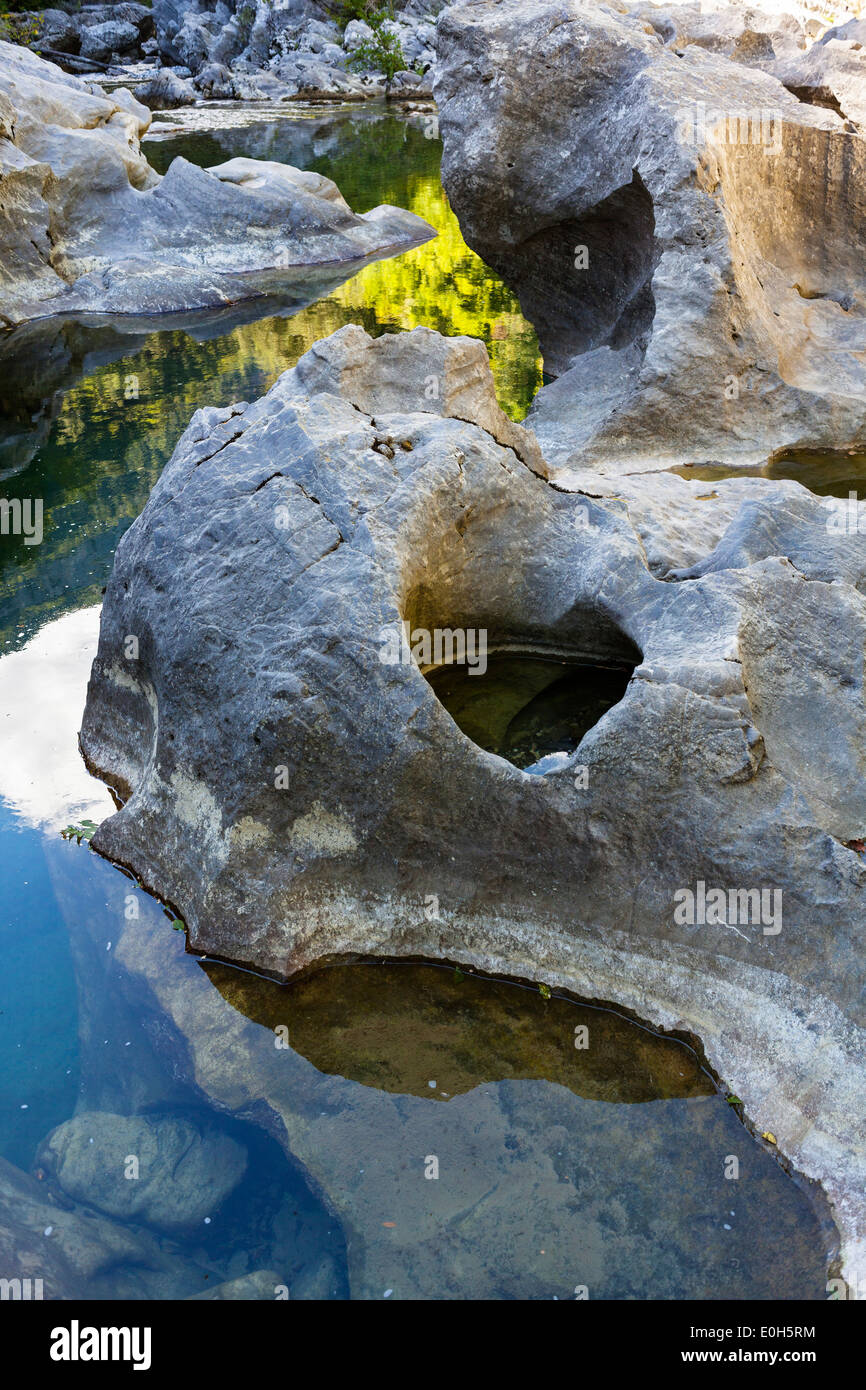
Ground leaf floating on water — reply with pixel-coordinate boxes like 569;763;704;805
762;1131;777;1145
170;918;186;932
60;818;99;845
726;1094;742;1106
539;983;551;1000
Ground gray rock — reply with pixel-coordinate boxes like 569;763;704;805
81;322;866;1288
79;20;142;60
188;1269;284;1299
38;1112;247;1231
194;61;237;99
434;0;866;474
770;21;866;132
0;42;434;325
36;8;83;55
136;68;198;108
0;1154;214;1298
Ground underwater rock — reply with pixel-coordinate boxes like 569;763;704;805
81;322;866;1285
0;1154;214;1299
434;0;866;473
0;42;434;326
38;1112;247;1231
187;1269;283;1299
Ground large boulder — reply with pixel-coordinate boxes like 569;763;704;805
37;1112;247;1231
81;323;866;1287
770;19;866;133
0;42;434;325
79;19;141;60
0;1154;218;1298
434;0;866;474
136;68;198;108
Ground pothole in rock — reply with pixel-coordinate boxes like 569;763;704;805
672;447;866;497
424;651;637;772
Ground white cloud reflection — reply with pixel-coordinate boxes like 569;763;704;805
0;606;115;833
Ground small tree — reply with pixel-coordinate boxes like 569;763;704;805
346;5;406;100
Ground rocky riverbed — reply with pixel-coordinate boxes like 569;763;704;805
1;0;865;1304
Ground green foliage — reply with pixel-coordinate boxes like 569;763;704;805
0;3;43;46
345;5;406;93
320;0;378;31
235;1;256;45
60;819;98;845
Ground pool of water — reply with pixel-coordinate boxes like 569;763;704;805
426;654;635;770
672;447;866;497
0;103;838;1300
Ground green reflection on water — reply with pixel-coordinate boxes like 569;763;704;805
0;106;541;650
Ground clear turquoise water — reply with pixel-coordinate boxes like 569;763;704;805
0;104;837;1300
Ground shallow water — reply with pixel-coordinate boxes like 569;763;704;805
426;654;634;769
672;448;866;496
0;104;837;1300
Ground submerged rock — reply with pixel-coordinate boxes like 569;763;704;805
0;42;434;325
37;1112;247;1231
434;0;866;473
81;322;866;1286
0;1153;217;1298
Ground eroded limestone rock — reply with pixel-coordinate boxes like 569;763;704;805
0;42;434;325
81;323;866;1286
434;0;866;473
37;1111;247;1231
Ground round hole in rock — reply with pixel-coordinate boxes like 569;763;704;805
425;647;638;772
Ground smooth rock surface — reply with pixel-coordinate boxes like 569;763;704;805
81;323;866;1287
0;41;434;325
434;0;866;473
37;1111;248;1230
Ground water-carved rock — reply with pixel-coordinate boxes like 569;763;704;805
434;0;866;473
0;42;434;325
81;323;866;1286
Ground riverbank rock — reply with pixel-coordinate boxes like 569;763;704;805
81;322;866;1286
147;0;439;100
434;0;866;473
135;67;198;108
37;1112;247;1231
0;42;434;325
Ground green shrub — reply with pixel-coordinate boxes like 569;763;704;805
345;4;406;96
0;4;43;45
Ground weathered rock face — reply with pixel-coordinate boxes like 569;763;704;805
135;67;198;108
149;0;438;95
434;0;866;473
81;323;866;1285
0;42;434;325
37;1112;248;1231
